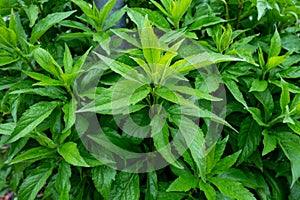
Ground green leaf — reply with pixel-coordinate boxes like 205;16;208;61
92;166;117;200
94;53;146;82
6;101;58;143
179;117;206;180
253;89;274;121
257;0;267;20
211;150;241;175
219;24;232;52
151;115;182;169
262;129;277;156
79;81;147;114
265;54;289;72
188;16;226;31
0;55;19;66
18;163;54;200
98;0;117;30
199;180;216;200
126;8;145;29
288;120;300;135
280;79;290;113
29;131;57;149
10;146;56;164
247;107;268;126
146;171;158;200
130;8;170;29
169;85;222;101
224;78;248;109
63;44;73;74
258;46;265;68
59;20;93;32
33;47;63;79
210;177;256;200
70;0;93;18
140;16;161;72
237;117;262;165
62;99;76;136
130;84;151;105
103;5;127;31
0;122;15;135
0;26;17;47
72;46;92;74
166;173;198;192
149;0;170;19
56;161;71;200
249;79;268;92
30;11;76;43
269;29;281;58
172;53;243;73
10;87;68;101
57;142;89;167
23;71;64;86
110;172;140;200
111;29;141;48
24;5;39;27
155;86;198;109
275;132;300;187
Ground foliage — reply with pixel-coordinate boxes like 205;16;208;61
0;0;300;199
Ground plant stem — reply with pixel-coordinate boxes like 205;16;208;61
235;0;244;29
267;115;284;127
14;47;35;71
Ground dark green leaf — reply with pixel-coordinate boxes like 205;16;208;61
151;114;182;169
18;163;54;200
224;78;248;109
110;172;140;200
92;166;117;200
253;89;274;121
10;87;68;101
6;101;58;143
237;117;261;165
211;150;241;175
275;131;300;187
262;129;277;156
10;146;56;164
188;16;226;31
30;11;76;43
56;161;71;200
130;8;170;29
146;171;158;200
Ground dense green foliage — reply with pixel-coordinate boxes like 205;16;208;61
1;0;300;199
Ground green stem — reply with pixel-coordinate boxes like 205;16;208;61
267;115;285;127
235;0;244;29
222;0;230;20
65;85;73;97
14;47;35;71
